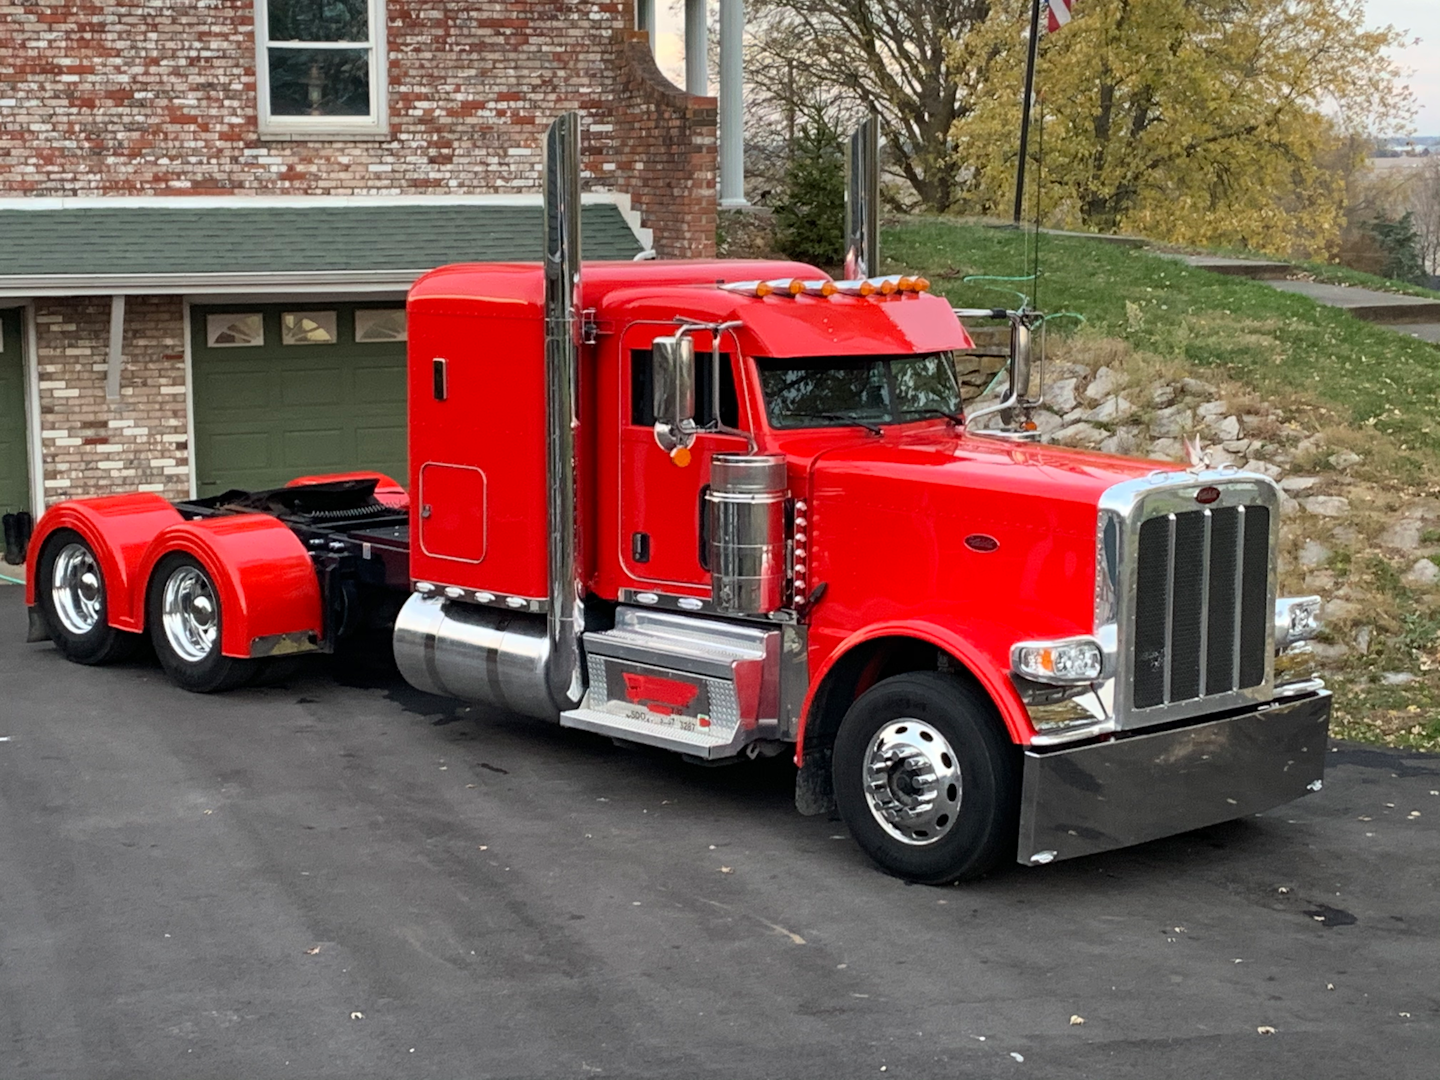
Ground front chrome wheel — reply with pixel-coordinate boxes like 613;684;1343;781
862;718;963;846
51;543;103;635
161;565;219;662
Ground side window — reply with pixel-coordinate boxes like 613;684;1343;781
629;348;739;428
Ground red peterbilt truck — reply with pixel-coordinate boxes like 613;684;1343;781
22;115;1331;883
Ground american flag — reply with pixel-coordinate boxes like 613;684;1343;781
1046;0;1074;32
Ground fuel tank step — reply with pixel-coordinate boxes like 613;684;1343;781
559;606;782;760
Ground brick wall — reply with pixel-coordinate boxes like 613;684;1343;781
34;298;190;502
0;1;716;257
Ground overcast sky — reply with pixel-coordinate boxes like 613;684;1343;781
655;1;1438;135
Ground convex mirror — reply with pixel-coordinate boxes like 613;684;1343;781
652;334;697;451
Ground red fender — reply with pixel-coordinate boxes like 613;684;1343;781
286;470;409;510
25;494;184;631
136;515;323;658
797;618;1037;764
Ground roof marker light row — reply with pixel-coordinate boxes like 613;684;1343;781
720;274;931;299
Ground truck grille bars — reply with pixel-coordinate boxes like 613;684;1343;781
1132;504;1271;710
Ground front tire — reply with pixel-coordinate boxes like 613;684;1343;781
832;671;1020;884
147;553;255;693
36;529;140;665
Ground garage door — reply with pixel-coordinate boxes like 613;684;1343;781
191;303;408;496
0;307;29;518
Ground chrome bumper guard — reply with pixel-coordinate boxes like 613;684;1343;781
1017;690;1331;866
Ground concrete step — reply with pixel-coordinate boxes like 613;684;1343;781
1174;255;1295;279
1384;322;1440;344
1265;280;1440;323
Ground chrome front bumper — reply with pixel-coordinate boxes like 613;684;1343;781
1017;690;1332;865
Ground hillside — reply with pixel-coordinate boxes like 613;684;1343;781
882;219;1440;752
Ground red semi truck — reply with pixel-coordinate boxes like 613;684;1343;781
22;115;1331;883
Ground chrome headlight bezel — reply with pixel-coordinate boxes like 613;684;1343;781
1011;635;1111;685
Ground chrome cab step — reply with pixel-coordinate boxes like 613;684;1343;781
560;606;799;760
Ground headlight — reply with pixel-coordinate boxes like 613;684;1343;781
1275;596;1322;650
1012;637;1106;684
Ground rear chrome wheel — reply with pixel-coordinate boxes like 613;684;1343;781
147;554;255;693
51;543;103;636
834;671;1020;884
35;529;140;666
161;564;219;663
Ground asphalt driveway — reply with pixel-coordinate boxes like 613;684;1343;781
0;585;1435;1079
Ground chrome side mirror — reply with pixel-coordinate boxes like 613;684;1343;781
1010;314;1036;406
652;334;697;451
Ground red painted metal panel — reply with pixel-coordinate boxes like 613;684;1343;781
25;494;183;631
136;515;322;658
418;463;487;564
405;296;549;599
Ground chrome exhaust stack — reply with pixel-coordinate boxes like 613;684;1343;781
843;109;880;280
543;109;586;711
393;112;587;717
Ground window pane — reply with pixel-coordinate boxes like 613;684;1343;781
282;311;337;345
268;48;371;116
354;309;407;342
268;0;369;43
206;313;264;348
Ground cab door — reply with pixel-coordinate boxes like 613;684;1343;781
618;333;748;591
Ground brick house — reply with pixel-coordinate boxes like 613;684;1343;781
0;1;718;528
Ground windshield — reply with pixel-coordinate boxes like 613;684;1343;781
755;352;964;430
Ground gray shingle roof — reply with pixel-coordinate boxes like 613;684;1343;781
0;200;642;277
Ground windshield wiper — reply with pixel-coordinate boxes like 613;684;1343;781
788;411;884;435
903;407;965;425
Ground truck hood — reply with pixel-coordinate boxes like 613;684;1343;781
799;429;1163;646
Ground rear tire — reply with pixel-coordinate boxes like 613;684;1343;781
147;553;256;693
35;529;140;665
832;671;1020;884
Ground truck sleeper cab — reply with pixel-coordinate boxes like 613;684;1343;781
22;115;1331;885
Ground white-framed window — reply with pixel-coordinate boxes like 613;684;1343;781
255;0;387;138
206;313;265;348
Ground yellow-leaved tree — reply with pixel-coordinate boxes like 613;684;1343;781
951;0;1413;256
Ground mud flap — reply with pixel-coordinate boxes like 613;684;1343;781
26;605;50;644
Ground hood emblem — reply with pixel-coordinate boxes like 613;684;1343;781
964;534;1000;553
1182;434;1212;473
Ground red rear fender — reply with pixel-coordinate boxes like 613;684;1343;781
137;515;323;658
25;494;184;630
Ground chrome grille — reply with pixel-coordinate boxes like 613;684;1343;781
1132;504;1270;710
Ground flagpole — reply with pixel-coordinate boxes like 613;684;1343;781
1013;0;1044;226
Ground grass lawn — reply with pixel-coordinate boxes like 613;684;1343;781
881;218;1440;752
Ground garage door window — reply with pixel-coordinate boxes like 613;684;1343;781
355;308;407;342
206;313;265;348
282;311;338;345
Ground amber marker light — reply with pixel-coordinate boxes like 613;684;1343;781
914;277;931;292
755;280;774;297
877;277;899;295
803;280;838;297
